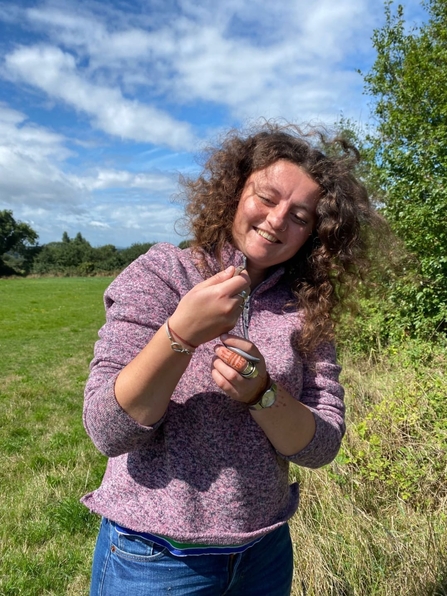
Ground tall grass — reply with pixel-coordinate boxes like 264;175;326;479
290;347;447;595
1;278;446;595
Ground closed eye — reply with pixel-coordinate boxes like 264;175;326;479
257;190;310;226
258;195;276;206
291;213;308;225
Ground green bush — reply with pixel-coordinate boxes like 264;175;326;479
338;341;447;513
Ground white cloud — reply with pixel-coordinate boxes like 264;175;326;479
89;220;111;229
83;169;177;192
5;0;376;126
24;0;384;126
158;0;383;123
9;0;372;119
0;104;71;160
0;104;82;210
0;103;183;246
11;193;184;248
4;44;195;150
94;203;181;232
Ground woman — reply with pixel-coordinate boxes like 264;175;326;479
82;123;376;595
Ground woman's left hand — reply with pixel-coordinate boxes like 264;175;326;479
213;334;318;458
212;334;268;405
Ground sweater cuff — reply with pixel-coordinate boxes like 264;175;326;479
275;410;342;469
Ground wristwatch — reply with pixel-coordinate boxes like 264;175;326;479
248;382;277;411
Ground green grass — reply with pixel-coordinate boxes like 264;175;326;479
1;278;446;595
0;278;111;595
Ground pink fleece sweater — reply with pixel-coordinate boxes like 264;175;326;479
81;243;345;546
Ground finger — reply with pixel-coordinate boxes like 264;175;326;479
212;355;247;387
220;273;251;296
211;367;239;399
198;266;239;286
215;345;248;372
212;359;268;404
198;267;251;294
220;336;266;376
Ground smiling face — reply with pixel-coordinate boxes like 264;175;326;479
231;160;321;287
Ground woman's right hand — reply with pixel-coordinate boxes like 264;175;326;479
168;266;251;347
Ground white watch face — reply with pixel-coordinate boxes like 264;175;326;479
261;384;277;408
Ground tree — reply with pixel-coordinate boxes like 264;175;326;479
0;210;38;274
362;0;447;335
32;232;94;274
119;242;155;265
73;232;89;245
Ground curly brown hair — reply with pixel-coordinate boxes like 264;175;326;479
180;121;383;353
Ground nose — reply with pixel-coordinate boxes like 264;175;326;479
266;205;288;232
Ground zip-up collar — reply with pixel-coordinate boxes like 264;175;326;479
238;254;286;340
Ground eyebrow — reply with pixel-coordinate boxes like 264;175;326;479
252;181;279;196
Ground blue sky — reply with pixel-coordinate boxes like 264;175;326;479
0;0;425;247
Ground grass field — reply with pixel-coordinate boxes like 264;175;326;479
0;277;111;595
1;277;446;595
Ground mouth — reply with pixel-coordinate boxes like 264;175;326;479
255;228;280;243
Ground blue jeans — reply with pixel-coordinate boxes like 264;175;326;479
90;518;293;595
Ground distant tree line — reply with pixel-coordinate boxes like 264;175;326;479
0;210;160;277
32;232;158;276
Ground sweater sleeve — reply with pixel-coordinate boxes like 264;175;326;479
83;244;192;457
278;342;345;468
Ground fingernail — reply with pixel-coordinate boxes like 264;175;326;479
220;333;229;341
